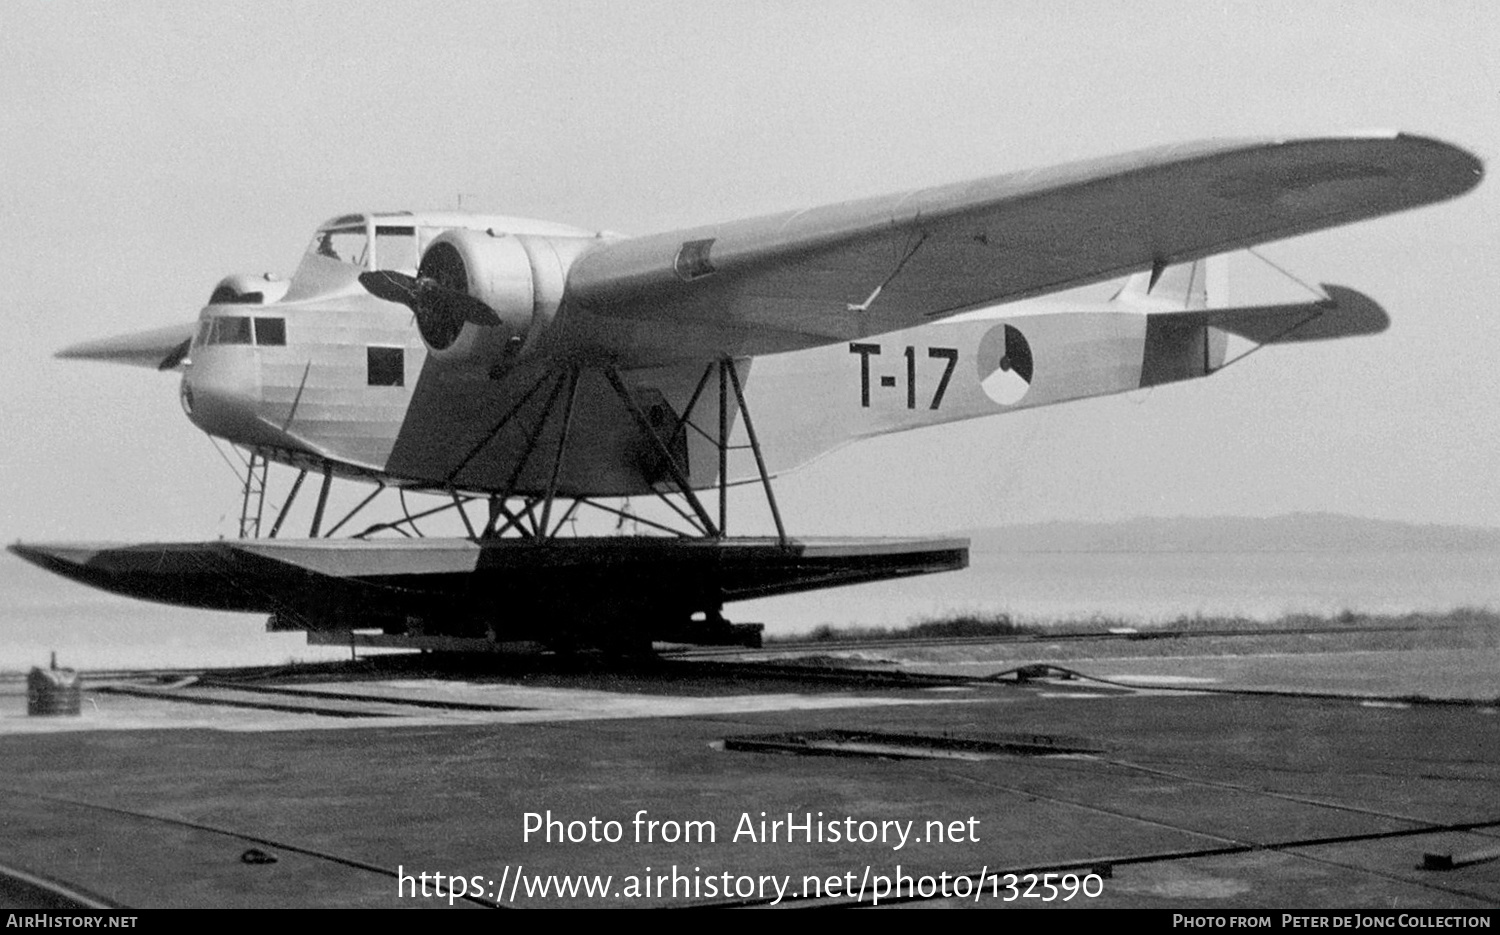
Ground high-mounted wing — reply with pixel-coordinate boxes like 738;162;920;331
561;133;1481;363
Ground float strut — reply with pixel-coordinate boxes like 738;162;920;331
308;463;333;538
725;360;787;547
604;366;719;537
268;468;307;539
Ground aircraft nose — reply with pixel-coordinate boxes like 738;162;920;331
183;348;266;444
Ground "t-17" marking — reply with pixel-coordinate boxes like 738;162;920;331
849;343;959;410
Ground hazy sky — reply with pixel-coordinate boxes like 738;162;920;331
2;0;1497;544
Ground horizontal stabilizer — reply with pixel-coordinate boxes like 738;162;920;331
56;321;198;371
1140;284;1386;387
1153;284;1388;344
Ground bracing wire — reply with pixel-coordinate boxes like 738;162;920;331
1246;247;1327;301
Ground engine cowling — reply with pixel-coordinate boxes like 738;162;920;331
414;229;579;373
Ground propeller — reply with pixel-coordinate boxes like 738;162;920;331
358;270;502;348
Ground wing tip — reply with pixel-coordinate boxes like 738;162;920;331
1382;131;1483;186
1271;130;1483;180
1399;132;1485;198
1296;131;1485;201
53;341;132;365
52;322;200;370
53;340;114;363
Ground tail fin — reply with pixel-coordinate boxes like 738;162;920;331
1118;257;1230;381
1112;256;1227;311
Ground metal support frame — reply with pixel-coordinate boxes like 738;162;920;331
322;481;386;538
718;362;729;536
604;365;720;537
723;358;787;547
307;463;334;537
444;367;560;486
267;469;307;539
483;496;504;538
537;365;582;536
511;499;542;538
450;491;477;539
237;449;269;539
354;491;478;539
651;488;710;536
219;358;791;548
494;371;570;502
572;498;691;538
483;498;532;539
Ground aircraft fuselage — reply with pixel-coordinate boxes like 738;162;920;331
180;213;1228;496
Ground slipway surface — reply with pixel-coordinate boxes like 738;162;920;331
0;634;1496;910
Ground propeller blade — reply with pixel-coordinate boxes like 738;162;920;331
429;288;502;327
359;270;501;327
358;270;421;307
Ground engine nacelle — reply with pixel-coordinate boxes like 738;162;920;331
415;229;580;373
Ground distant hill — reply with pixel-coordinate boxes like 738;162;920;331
964;513;1500;553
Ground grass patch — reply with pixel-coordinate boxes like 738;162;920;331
767;606;1500;647
775;612;1035;645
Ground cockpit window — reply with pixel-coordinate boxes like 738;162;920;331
253;317;286;346
213;316;253;345
375;226;418;271
196;316;285;347
306;226;368;266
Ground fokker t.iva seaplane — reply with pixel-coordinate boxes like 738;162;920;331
12;134;1482;652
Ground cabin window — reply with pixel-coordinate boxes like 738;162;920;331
254;317;286;346
367;346;404;387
